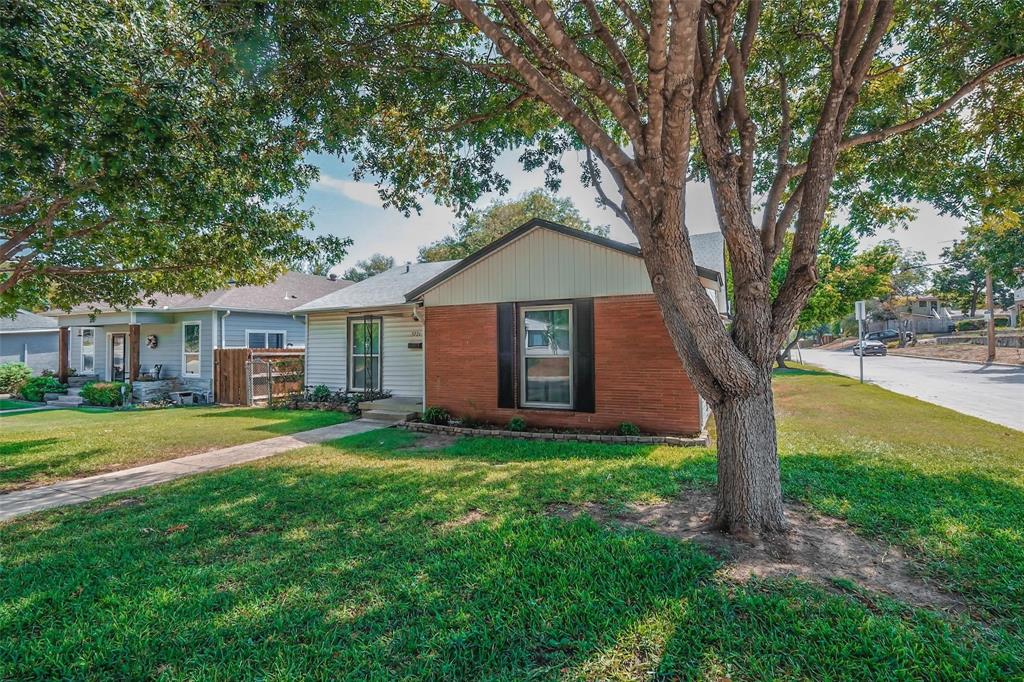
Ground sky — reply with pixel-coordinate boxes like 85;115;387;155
300;149;967;276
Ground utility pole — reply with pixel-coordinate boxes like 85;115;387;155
855;300;866;383
985;267;996;362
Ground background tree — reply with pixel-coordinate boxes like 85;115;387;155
933;211;1023;315
266;0;1024;536
342;253;396;282
0;0;349;316
419;189;609;262
772;226;895;366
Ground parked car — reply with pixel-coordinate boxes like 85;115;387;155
853;340;887;356
865;329;913;343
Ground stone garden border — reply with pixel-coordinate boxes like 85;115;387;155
396;421;710;447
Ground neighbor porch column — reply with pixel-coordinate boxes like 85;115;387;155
58;327;70;383
128;324;141;381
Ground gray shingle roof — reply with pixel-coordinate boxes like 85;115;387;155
0;310;59;332
59;271;352;315
295;260;460;312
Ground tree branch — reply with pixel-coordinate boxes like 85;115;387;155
581;0;641;113
441;0;651;207
523;0;645;145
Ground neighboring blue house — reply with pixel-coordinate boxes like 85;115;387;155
0;310;59;373
48;272;350;401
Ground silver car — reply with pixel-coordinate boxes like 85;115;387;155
852;339;887;356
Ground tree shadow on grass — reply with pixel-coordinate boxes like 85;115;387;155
3;457;1019;680
780;452;1024;625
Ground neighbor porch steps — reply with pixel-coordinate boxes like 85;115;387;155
358;397;422;421
47;387;85;407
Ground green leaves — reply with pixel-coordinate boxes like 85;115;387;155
0;0;349;315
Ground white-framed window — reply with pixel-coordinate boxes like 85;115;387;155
348;318;381;391
520;304;572;408
80;328;95;373
182;321;202;377
246;330;286;349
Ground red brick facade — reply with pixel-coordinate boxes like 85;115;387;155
424;295;703;435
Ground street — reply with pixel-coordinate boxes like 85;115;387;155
799;349;1023;431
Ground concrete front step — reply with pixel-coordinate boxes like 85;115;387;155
47;396;85;407
362;409;419;421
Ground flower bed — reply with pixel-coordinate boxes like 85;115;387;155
397;420;709;447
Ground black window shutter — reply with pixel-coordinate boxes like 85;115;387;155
497;303;516;408
573;298;596;413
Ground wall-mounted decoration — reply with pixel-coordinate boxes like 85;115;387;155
146;335;158;349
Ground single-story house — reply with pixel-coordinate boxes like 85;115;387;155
47;271;350;400
0;310;59;373
297;219;726;435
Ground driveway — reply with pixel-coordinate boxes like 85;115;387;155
799;349;1023;431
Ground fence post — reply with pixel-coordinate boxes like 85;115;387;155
267;359;273;407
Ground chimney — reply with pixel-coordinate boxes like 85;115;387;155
328;273;338;281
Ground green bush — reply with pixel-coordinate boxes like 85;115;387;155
81;381;130;406
0;362;32;394
20;376;66;402
617;422;641;436
309;384;332;402
995;317;1009;328
422;406;450;425
956;319;984;332
507;416;526;432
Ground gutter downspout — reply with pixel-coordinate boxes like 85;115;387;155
221;309;231;348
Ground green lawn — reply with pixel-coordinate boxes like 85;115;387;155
0;407;353;491
1;368;1022;679
0;398;39;411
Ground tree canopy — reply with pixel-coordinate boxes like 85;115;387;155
342;253;396;282
932;211;1023;314
0;0;349;316
248;0;1024;535
419;189;609;262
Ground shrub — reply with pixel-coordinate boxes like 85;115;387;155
618;421;641;436
459;415;484;429
507;416;526;432
0;362;32;394
81;381;130;406
20;376;66;402
422;406;450;425
309;384;332;402
956;319;984;332
995;317;1009;328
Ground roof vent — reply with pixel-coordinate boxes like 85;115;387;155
405;261;411;273
328;273;338;281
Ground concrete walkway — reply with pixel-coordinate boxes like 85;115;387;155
0;418;394;521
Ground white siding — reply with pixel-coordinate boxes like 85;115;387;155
422;228;726;313
423;229;654;307
305;309;424;398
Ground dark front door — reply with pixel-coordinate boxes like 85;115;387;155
110;333;127;381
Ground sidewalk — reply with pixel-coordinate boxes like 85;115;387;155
0;418;394;521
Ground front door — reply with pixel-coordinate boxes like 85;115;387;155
110;333;127;381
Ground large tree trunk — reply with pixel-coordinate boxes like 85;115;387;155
711;375;786;537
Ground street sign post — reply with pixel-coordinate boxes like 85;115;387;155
855;300;866;383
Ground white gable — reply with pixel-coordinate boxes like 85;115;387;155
422;227;656;307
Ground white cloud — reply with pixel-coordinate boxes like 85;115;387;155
312;175;386;207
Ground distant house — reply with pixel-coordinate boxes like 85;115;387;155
0;310;59;373
298;219;726;436
1013;285;1024;327
868;295;961;334
47;272;350;400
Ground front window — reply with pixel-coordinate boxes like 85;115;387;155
183;321;201;376
80;328;95;373
247;331;285;349
521;305;572;408
349;318;381;391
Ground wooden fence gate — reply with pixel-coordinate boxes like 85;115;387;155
214;348;305;406
214;348;252;405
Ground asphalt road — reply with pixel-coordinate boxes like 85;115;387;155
799;348;1023;432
